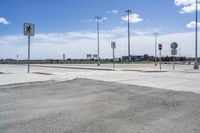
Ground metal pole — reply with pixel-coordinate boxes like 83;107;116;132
173;55;175;70
97;18;100;66
154;33;158;66
128;11;130;61
194;0;199;69
179;48;181;63
28;36;30;73
160;50;161;71
126;10;131;61
95;16;101;66
113;48;115;69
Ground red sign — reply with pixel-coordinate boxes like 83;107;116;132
158;44;162;50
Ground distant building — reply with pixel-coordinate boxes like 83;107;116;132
93;54;98;59
122;54;149;61
63;54;65;60
87;54;92;59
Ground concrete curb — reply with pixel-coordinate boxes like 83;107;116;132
120;69;168;73
31;65;115;71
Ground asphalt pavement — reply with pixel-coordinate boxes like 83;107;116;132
1;79;200;133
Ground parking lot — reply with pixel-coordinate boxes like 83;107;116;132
0;63;200;94
1;63;200;132
1;78;200;133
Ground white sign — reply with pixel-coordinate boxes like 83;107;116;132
24;23;35;36
171;49;177;55
93;54;98;59
87;54;92;59
171;42;178;49
111;41;116;49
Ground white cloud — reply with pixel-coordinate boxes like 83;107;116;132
0;27;199;59
81;19;93;23
82;17;108;23
107;10;119;14
175;0;200;13
95;17;108;22
121;13;143;24
175;0;197;6
180;3;200;13
0;17;10;25
102;17;108;21
186;21;200;28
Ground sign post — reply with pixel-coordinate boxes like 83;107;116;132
171;42;178;70
158;44;162;71
28;35;30;73
111;41;116;69
24;23;35;73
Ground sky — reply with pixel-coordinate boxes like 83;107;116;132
0;0;200;59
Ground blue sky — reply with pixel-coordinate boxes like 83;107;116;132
0;0;196;34
0;0;200;59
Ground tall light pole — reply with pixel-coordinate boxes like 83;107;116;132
154;33;158;66
126;10;132;61
95;16;102;66
194;0;199;69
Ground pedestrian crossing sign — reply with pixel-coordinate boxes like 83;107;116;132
24;23;35;36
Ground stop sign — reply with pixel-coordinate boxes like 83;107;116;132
158;44;162;50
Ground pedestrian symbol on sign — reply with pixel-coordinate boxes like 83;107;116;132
24;23;35;36
26;25;32;34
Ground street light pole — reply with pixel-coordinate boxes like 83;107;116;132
126;10;132;61
154;33;158;66
194;0;199;69
95;16;102;66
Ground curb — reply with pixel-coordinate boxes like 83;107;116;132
121;69;168;73
31;65;115;71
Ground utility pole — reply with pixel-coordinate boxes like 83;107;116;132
95;16;102;66
126;10;132;61
194;0;199;69
154;33;158;66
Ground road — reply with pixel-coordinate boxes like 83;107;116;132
1;79;200;133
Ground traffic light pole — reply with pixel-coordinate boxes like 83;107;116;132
159;50;162;71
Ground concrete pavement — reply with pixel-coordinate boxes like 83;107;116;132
0;64;200;94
